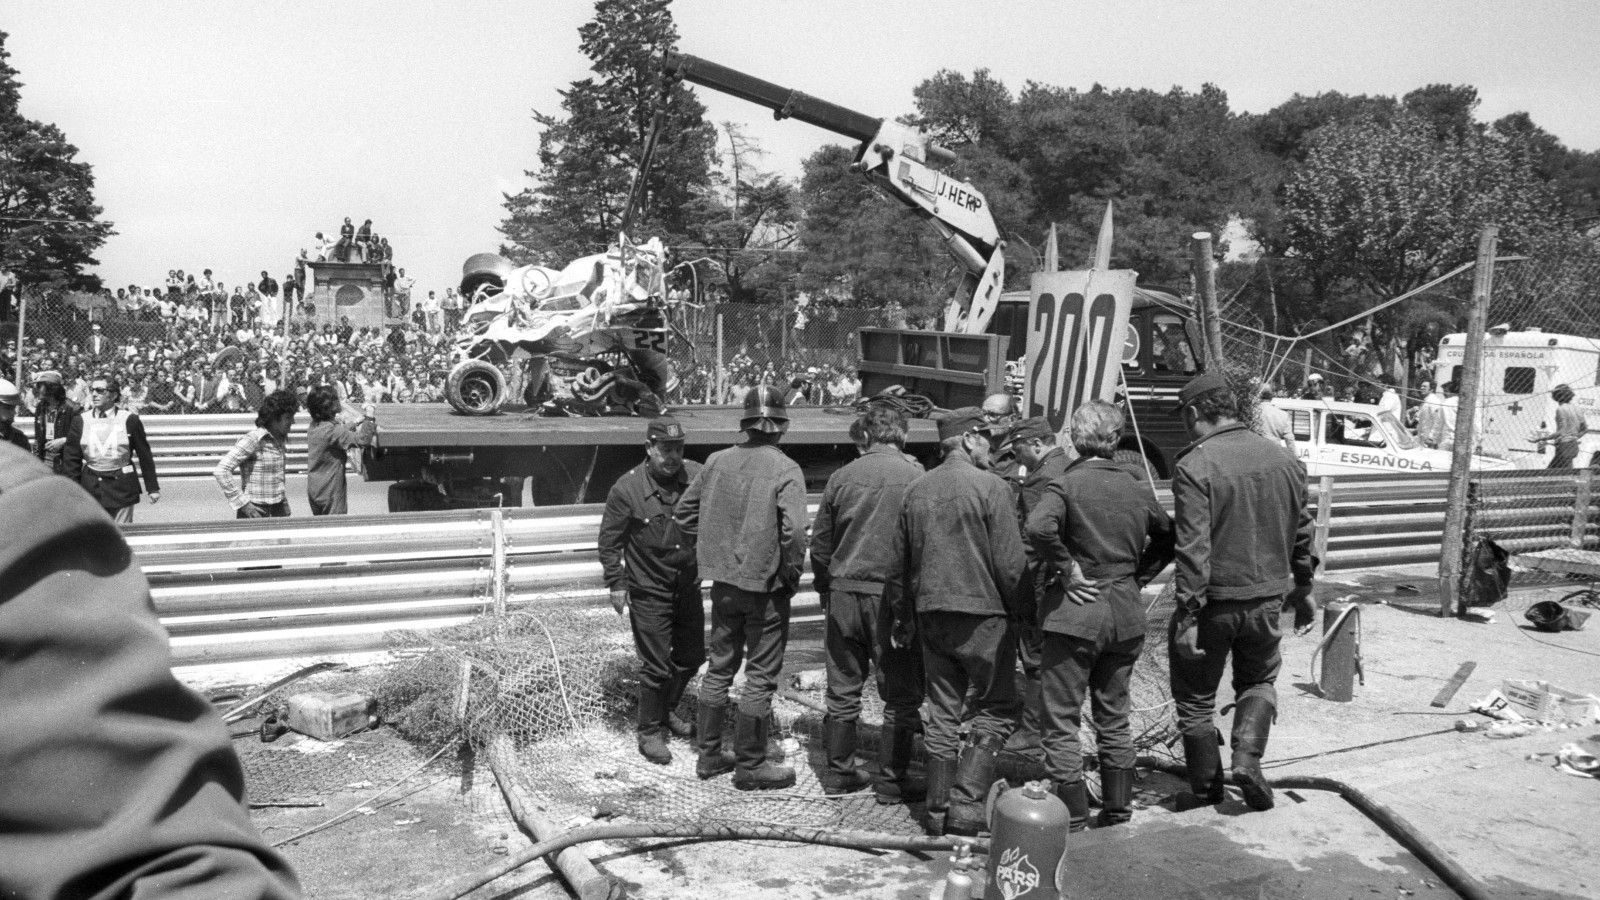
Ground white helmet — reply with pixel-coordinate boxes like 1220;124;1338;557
0;378;20;407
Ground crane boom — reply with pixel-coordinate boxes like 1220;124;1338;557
664;51;1006;334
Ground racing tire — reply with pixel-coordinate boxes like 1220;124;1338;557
388;479;444;513
1113;445;1158;481
446;358;508;416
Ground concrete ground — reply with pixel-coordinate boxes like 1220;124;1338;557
202;564;1600;900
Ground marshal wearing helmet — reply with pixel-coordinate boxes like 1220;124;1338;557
674;385;810;791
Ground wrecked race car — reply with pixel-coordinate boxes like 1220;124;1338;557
445;236;678;416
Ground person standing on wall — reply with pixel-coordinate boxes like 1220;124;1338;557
674;386;809;791
68;374;160;523
598;417;705;766
214;390;299;519
304;385;377;515
809;406;926;802
1025;400;1174;832
1168;372;1316;813
889;407;1025;837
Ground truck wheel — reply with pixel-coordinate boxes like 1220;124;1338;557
388;479;443;512
446;359;508;416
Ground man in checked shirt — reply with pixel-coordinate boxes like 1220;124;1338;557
214;389;300;518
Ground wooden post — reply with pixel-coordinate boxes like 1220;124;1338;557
1571;468;1593;549
491;508;507;618
488;733;613;900
1439;226;1498;616
1314;475;1334;574
1190;232;1225;368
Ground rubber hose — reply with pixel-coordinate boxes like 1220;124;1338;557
1137;756;1491;900
426;822;987;900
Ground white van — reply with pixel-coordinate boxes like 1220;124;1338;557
1270;397;1513;477
1435;329;1600;469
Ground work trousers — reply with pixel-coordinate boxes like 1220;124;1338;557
700;582;790;718
1550;441;1580;469
629;586;707;693
1169;596;1283;737
1040;630;1143;783
824;590;924;727
236;500;291;519
919;611;1020;759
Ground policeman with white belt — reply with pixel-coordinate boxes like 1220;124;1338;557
69;373;160;523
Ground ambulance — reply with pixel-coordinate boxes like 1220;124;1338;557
1435;329;1600;469
1269;397;1514;477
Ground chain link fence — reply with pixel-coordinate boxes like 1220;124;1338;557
1459;248;1600;593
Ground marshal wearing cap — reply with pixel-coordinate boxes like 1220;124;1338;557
936;406;991;441
1174;371;1230;414
647;416;686;442
1000;415;1054;449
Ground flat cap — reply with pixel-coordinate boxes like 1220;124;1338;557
1001;416;1054;448
31;370;62;387
1174;371;1230;413
936;406;990;441
647;416;686;442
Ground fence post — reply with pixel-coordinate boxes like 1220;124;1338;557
1314;475;1333;574
13;288;26;384
1438;226;1498;616
715;309;725;403
1572;468;1594;549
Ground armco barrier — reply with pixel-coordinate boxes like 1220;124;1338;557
14;413;310;477
129;472;1465;666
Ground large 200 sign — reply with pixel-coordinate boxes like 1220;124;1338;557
1024;271;1134;432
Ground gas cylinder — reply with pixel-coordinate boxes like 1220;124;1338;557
984;782;1069;900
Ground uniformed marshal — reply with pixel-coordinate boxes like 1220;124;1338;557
598;416;704;766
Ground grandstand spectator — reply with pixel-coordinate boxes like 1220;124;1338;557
423;290;442;333
443;286;462;331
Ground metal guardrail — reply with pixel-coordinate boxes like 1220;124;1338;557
132;472;1474;666
14;412;311;477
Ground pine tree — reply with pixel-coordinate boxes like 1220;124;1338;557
0;30;112;293
499;0;716;266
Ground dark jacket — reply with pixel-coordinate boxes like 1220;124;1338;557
810;445;923;597
32;401;82;475
675;442;808;594
892;455;1024;618
599;460;702;598
1025;457;1175;640
0;445;302;898
1171;423;1316;607
1;421;28;453
70;409;161;509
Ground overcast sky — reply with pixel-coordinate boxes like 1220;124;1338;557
7;0;1598;295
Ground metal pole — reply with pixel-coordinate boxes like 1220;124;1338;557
715;309;725;403
1438;226;1498;616
1190;232;1225;367
13;285;27;385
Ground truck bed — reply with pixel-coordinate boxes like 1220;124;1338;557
374;403;940;449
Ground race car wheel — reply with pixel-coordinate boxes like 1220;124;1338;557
446;359;508;416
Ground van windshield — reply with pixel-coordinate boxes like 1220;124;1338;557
1378;412;1420;450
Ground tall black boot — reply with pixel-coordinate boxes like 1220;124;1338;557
732;711;795;791
875;722;926;805
1178;729;1225;810
695;702;735;780
1230;696;1276;811
664;671;695;739
1055;779;1090;833
1096;768;1134;826
636;687;671;765
821;716;871;795
921;756;958;836
944;734;1004;837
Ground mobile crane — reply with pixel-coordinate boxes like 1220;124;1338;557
664;52;1006;335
